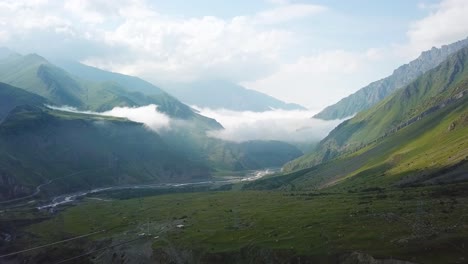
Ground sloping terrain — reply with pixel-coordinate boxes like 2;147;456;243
0;82;47;121
0;103;211;201
285;46;468;173
0;53;208;120
314;37;468;120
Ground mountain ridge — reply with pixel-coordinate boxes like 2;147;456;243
314;37;468;120
162;80;307;112
283;45;468;175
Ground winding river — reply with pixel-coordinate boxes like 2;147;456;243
36;168;278;210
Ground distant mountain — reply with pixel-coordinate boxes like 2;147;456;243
53;59;165;96
163;80;306;111
284;46;468;173
0;47;17;60
314;37;468;120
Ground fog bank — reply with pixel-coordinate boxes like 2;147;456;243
193;107;344;143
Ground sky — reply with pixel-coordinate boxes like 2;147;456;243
1;0;468;111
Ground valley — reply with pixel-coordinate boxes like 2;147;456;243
0;4;468;263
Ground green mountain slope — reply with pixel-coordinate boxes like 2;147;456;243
286;46;468;172
0;82;48;121
249;94;467;191
0;104;211;201
314;37;468;120
163;80;306;111
0;53;209;121
247;46;468;192
0;81;302;201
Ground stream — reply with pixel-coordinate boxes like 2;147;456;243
36;168;279;210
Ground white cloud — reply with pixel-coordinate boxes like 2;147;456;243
48;104;171;132
194;107;344;143
86;13;292;82
404;0;468;58
47;104;341;143
101;105;171;131
0;0;326;85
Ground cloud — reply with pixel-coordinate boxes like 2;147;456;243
48;104;171;132
403;0;468;58
47;104;341;144
194;107;344;143
86;14;291;82
0;0;325;84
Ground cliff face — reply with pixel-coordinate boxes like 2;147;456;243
314;37;468;120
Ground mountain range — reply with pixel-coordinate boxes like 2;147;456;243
0;51;303;201
160;80;306;112
2;36;468;264
314;37;468;120
254;45;468;191
53;60;307;112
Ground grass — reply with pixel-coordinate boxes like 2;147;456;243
12;183;467;264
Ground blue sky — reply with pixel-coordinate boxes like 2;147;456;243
0;0;467;111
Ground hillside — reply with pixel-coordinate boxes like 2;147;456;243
252;47;468;192
0;104;212;201
163;80;306;111
2;78;467;263
314;37;468;120
0;53;210;121
0;82;48;121
0;82;302;201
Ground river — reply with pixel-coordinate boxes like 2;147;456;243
36;168;279;210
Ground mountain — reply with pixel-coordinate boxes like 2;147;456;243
0;47;17;60
0;83;213;200
0;55;304;200
0;53;206;120
162;80;306;111
48;59;304;169
0;82;48;121
52;59;165;96
277;46;468;189
314;37;468;120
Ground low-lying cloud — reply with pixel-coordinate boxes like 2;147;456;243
48;104;345;143
47;104;171;132
193;107;345;143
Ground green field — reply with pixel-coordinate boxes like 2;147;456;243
0;181;465;263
